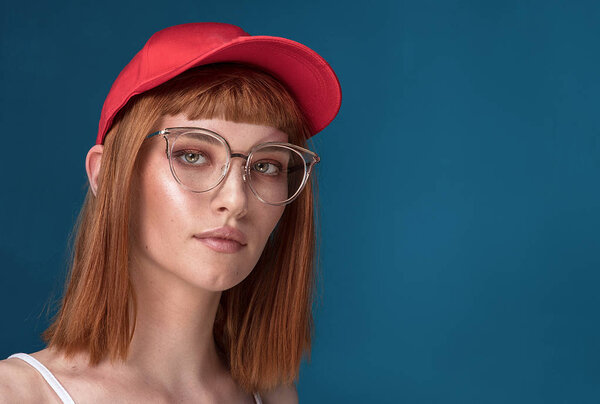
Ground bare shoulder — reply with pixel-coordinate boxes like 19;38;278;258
0;356;49;403
261;382;299;404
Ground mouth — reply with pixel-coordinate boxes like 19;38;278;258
193;225;248;246
193;236;245;254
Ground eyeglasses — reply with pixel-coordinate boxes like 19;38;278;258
145;127;320;206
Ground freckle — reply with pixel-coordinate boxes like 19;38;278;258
145;245;149;250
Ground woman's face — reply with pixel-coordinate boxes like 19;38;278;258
129;115;287;292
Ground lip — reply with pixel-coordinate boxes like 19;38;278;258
193;226;248;246
195;237;244;253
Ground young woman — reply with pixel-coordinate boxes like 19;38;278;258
0;23;341;403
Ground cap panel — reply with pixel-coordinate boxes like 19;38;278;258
144;23;249;74
97;47;146;144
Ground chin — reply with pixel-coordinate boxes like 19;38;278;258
184;264;254;292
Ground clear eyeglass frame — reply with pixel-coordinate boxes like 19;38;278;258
145;127;320;206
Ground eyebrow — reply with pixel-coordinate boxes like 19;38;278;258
185;131;223;145
251;137;286;147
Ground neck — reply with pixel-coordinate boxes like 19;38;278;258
122;257;229;392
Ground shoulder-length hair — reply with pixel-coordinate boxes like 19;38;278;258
42;63;320;393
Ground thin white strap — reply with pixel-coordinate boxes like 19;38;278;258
7;353;76;404
253;391;263;404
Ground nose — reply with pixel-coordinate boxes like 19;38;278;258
210;157;249;219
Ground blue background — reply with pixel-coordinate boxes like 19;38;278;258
1;1;599;403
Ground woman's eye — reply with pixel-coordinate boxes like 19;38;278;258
253;161;281;175
174;150;209;165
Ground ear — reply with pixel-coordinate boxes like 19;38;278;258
86;144;104;197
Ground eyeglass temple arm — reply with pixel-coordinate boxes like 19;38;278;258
286;154;320;174
146;130;167;139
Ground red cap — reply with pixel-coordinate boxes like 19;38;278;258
96;23;342;145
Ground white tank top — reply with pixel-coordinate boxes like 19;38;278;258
8;353;263;404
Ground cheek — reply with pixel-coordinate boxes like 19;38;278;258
257;206;285;244
131;160;189;249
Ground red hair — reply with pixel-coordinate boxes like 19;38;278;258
42;64;321;393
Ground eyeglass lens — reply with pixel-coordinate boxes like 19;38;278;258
169;131;307;204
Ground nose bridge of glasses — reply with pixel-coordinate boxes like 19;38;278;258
224;153;249;182
230;152;249;162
